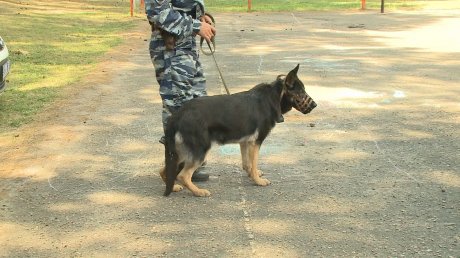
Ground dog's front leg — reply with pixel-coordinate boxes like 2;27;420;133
240;142;250;172
241;142;264;177
248;143;270;186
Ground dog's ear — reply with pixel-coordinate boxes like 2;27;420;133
285;64;300;89
292;64;300;74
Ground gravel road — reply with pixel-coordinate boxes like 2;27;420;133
1;11;459;257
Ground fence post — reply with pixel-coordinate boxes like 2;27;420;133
381;0;385;13
361;0;366;10
248;0;252;12
130;0;134;16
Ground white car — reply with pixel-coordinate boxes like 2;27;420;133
0;36;11;93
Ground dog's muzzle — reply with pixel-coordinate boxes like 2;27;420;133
294;95;317;114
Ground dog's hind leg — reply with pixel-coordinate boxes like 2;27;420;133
247;142;270;186
177;162;211;197
159;167;183;192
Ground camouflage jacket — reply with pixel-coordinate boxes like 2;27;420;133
145;0;205;38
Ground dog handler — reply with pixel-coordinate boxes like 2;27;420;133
145;0;216;181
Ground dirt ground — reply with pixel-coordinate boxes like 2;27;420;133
1;10;459;257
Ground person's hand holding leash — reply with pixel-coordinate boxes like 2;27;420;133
198;17;216;44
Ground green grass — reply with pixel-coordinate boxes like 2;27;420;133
0;0;136;131
206;0;424;12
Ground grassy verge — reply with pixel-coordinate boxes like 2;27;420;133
206;0;425;12
0;0;136;131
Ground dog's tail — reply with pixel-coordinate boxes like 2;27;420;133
163;126;179;196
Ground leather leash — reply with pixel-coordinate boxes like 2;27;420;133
200;14;231;95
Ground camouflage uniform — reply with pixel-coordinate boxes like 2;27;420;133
145;0;207;132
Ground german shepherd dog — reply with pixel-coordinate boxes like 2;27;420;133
160;64;317;197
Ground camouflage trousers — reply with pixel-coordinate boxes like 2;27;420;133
149;31;207;133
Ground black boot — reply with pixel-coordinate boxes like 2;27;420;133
192;168;209;182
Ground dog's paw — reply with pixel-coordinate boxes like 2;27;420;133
193;189;211;197
258;170;264;177
172;184;183;192
255;178;271;186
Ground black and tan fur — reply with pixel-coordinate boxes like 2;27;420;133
159;64;317;197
